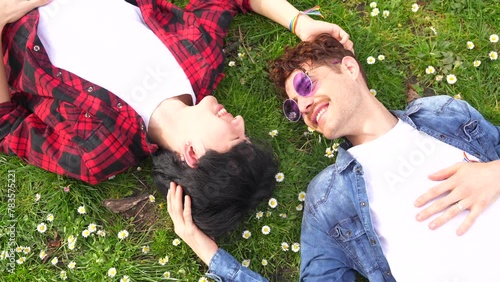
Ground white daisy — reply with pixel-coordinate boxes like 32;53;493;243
411;3;419;12
490;34;499;43
298;191;306;202
274;172;284;182
425;66;436;75
256;211;264;219
37;222;47;233
242;230;252;239
107;267;117;278
81;229;91;238
118;230;129;240
39;250;47;260
281;242;289;251
88;223;97;233
0;250;8;260
51;256;58;266
77;205;86;215
158;256;169;266
46;213;54;222
268;198;278;208
262;225;271;235
446;74;458;85
268;129;278;138
489;51;498;60
60;270;67;280
22;246;31;254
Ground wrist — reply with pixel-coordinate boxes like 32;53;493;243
293;15;313;41
195;239;218;266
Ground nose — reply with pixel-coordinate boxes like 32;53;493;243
297;96;314;115
202;95;218;105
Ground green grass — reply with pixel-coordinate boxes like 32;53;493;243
1;0;499;281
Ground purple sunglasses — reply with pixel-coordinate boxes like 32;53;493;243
283;61;340;122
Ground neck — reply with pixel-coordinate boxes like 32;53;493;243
148;95;192;151
346;94;398;146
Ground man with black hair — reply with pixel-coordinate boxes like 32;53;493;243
0;0;351;238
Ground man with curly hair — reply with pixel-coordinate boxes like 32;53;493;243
169;34;500;281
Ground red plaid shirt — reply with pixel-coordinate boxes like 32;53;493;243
0;0;252;184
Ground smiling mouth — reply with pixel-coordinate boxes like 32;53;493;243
216;105;234;119
312;103;329;126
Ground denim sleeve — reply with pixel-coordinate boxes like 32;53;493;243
207;249;269;282
300;213;357;281
454;97;500;159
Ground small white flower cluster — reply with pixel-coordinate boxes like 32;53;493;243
368;2;389;18
324;143;340;158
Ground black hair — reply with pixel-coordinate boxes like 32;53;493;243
152;141;278;238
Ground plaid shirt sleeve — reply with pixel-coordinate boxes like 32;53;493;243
138;0;253;101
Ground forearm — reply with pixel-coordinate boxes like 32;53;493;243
0;27;10;103
248;0;299;30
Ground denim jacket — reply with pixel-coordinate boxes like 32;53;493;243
206;96;500;281
300;95;500;281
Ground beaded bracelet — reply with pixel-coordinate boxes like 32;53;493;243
289;6;324;34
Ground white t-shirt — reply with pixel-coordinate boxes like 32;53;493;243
348;119;500;281
37;0;195;129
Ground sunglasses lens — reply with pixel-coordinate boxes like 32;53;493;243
293;72;312;97
283;99;301;122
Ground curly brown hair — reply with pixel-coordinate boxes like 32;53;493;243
269;33;368;96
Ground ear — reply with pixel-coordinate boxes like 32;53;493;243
183;142;199;168
341;56;360;80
